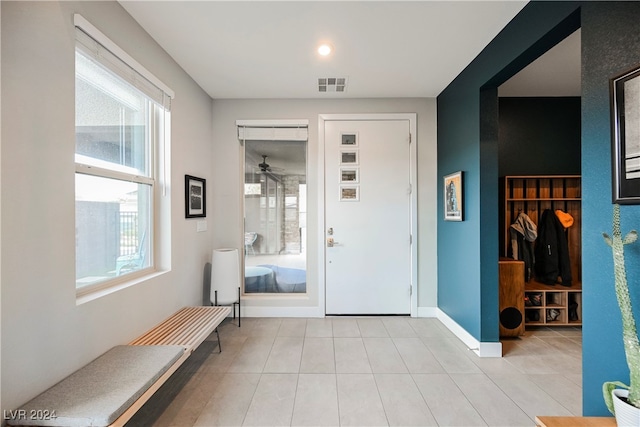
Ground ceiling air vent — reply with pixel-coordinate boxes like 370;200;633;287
318;77;347;93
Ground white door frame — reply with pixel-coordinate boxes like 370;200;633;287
318;113;418;317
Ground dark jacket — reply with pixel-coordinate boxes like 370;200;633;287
534;209;572;286
509;212;537;282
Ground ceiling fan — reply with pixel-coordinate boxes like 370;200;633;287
258;155;271;172
255;155;284;174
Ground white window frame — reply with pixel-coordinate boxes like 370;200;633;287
74;15;173;300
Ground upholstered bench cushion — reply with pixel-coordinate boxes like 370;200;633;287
7;345;185;427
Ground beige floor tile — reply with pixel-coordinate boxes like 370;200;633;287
527;374;583;416
451;373;533;426
150;371;223;427
423;338;483;374
357;318;389;337
413;373;488;427
488;373;573;418
227;336;274;373
337;374;388;426
382;318;417;337
393;337;445;374
250;318;282;337
406;318;453;338
263;336;304;373
291;374;339;426
335;338;372;373
201;336;248;374
564;373;582;387
332;317;361;337
363;337;408;373
469;353;523;375
242;373;298;426
299;337;335;373
278;318;308;337
305;318;334;337
506;354;565;375
193;373;260;427
375;373;437;426
145;317;583;427
537;337;582;357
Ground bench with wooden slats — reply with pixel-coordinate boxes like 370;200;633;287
112;305;231;426
7;306;230;427
129;305;230;350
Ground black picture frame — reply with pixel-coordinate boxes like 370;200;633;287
611;64;640;204
185;175;206;218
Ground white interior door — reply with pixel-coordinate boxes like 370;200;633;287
324;119;411;315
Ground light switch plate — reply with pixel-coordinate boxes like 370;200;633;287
196;220;207;232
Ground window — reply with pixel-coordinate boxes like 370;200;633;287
239;122;308;294
74;16;172;295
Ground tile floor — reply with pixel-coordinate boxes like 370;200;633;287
139;317;582;427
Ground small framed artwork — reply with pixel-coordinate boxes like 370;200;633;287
341;150;359;165
185;175;206;218
444;171;463;221
341;132;358;146
340;168;359;183
611;64;640;203
340;185;360;202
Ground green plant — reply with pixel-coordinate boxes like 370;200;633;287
603;203;640;413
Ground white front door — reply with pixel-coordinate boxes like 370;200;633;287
324;118;412;315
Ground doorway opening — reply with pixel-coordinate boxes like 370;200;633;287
494;28;582;345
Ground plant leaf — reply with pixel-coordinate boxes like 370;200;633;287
603;381;630;415
624;230;638;245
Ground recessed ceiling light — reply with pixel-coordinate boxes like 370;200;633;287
317;43;332;56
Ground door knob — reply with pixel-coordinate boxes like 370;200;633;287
327;237;341;247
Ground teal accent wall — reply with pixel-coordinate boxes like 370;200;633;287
437;1;581;342
437;0;640;415
581;1;640;415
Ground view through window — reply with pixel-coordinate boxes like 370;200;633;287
75;24;170;293
244;139;307;293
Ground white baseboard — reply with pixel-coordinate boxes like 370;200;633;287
431;308;502;358
239;305;324;318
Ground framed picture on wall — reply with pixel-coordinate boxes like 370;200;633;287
611;64;640;204
444;171;463;221
185;175;206;218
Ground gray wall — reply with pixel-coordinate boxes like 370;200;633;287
1;1;214;411
211;99;438;314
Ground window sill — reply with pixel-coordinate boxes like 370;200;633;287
76;269;168;305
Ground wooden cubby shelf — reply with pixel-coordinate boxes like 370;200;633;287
502;175;582;328
524;280;582;326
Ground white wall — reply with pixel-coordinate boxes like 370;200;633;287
211;99;438;315
1;1;214;411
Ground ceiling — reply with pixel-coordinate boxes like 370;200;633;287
117;1;562;100
500;28;581;97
